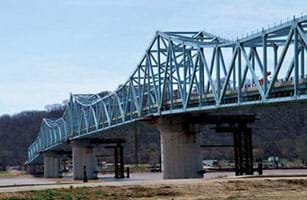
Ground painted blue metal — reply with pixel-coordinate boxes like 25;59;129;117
28;16;307;163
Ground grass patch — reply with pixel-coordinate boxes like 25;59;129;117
0;185;179;200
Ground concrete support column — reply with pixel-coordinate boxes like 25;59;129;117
43;152;61;178
72;141;97;180
157;117;203;179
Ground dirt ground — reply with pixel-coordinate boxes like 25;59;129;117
1;177;307;200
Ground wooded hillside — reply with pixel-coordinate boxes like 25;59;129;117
0;100;307;169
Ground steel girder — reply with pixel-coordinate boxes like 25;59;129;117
28;16;307;163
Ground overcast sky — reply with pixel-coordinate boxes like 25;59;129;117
0;0;306;115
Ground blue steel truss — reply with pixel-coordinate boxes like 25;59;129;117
28;16;307;163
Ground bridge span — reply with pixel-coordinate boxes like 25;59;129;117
27;16;307;179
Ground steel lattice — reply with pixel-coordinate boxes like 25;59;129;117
28;16;307;163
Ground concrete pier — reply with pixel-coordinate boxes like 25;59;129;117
43;152;61;178
157;117;203;179
72;141;97;180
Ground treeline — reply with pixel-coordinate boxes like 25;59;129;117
0;98;307;169
0;105;65;169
